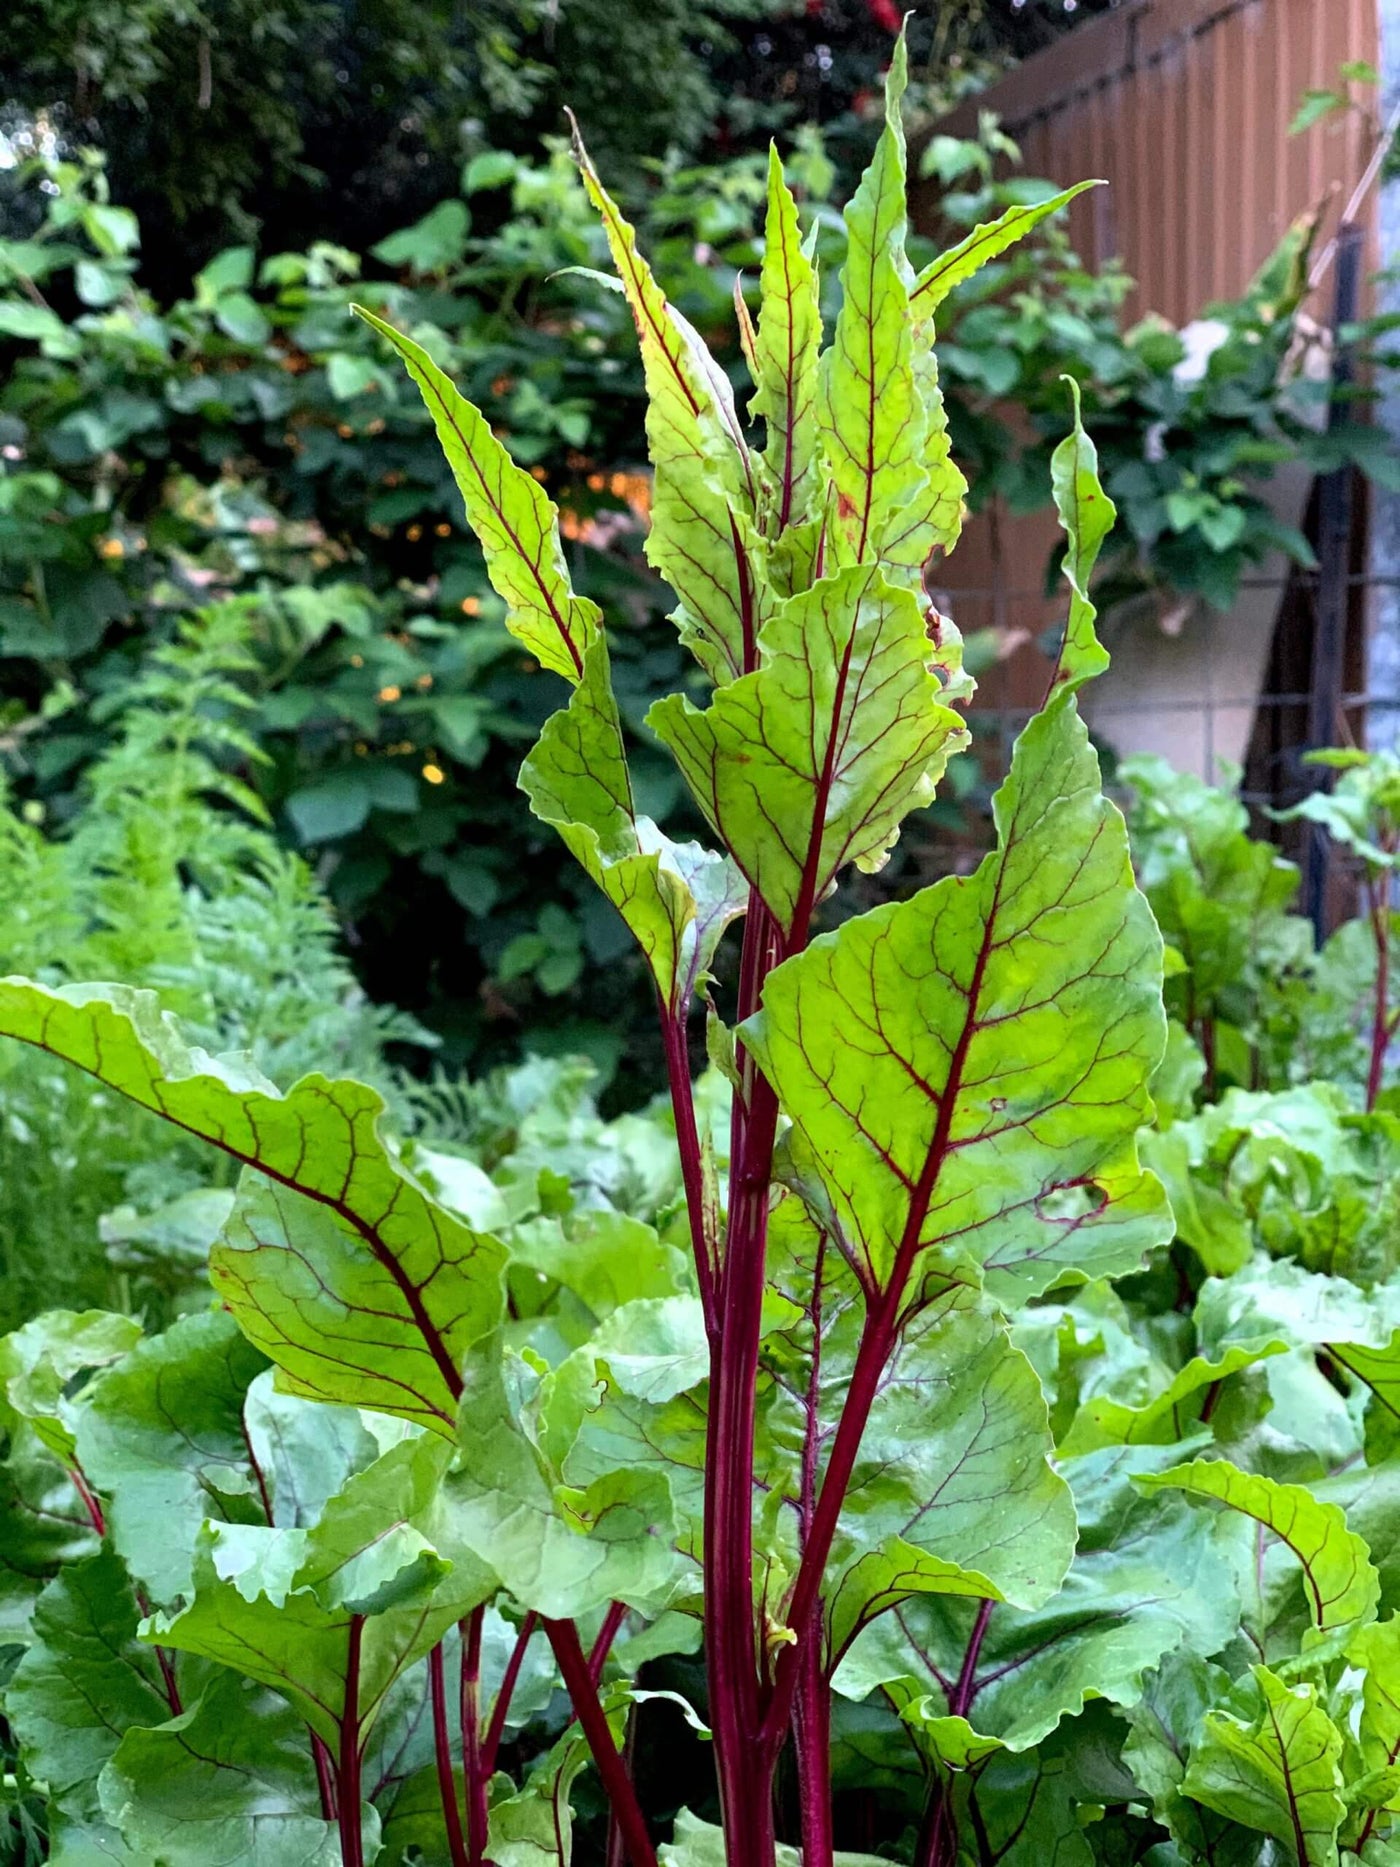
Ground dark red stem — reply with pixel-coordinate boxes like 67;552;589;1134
1367;870;1391;1111
709;887;790;1862
241;1419;275;1523
68;1464;106;1537
606;1705;640;1867
127;1573;183;1720
430;1641;472;1867
660;1001;717;1334
543;1618;657;1867
336;1616;366;1867
766;893;1004;1751
950;1601;994;1719
917;1776;958;1867
589;1601;628;1683
459;1608;490;1862
916;1605;995;1867
152;1634;184;1718
481;1610;539;1780
793;1629;834;1867
311;1731;338;1822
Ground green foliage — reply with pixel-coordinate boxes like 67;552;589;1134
0;601;424;1330
0;46;1398;1867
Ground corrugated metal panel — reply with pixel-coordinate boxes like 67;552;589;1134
913;0;1381;755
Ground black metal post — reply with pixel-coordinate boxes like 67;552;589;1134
1304;219;1365;942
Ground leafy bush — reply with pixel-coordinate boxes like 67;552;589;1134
2;42;1399;1867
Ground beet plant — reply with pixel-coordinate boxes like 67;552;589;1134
3;36;1398;1867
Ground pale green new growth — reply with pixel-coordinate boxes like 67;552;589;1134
1183;1666;1345;1867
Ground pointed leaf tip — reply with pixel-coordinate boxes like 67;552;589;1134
356;304;599;683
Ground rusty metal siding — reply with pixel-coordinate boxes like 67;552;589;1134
920;0;1380;324
911;0;1381;750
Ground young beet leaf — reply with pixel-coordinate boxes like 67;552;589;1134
0;32;1159;1867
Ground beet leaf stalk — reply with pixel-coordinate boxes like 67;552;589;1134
354;25;1166;1861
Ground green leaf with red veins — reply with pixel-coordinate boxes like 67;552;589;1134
761;1201;1073;1668
1346;1617;1400;1847
659;1808;889;1866
7;1548;209;1841
834;1443;1241;1754
1327;1330;1400;1456
1182;1665;1345;1867
354;306;597;684
909;181;1104;318
521;639;746;1013
752;144;824;533
0;981;507;1437
649;565;967;935
745;392;1164;1297
436;1336;683;1621
1049;380;1116;694
1137;1459;1380;1648
819;37;925;570
571;124;766;682
744;686;1168;1298
877;319;966;590
1056;1339;1288;1457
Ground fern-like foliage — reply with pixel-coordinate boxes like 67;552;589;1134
0;601;429;1328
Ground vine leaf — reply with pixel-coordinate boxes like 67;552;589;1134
1137;1458;1380;1643
98;1671;346;1866
909;182;1103;316
521;639;746;1012
650;565;967;933
355;306;598;683
74;1310;269;1604
0;980;507;1436
1181;1664;1345;1867
571;121;764;683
